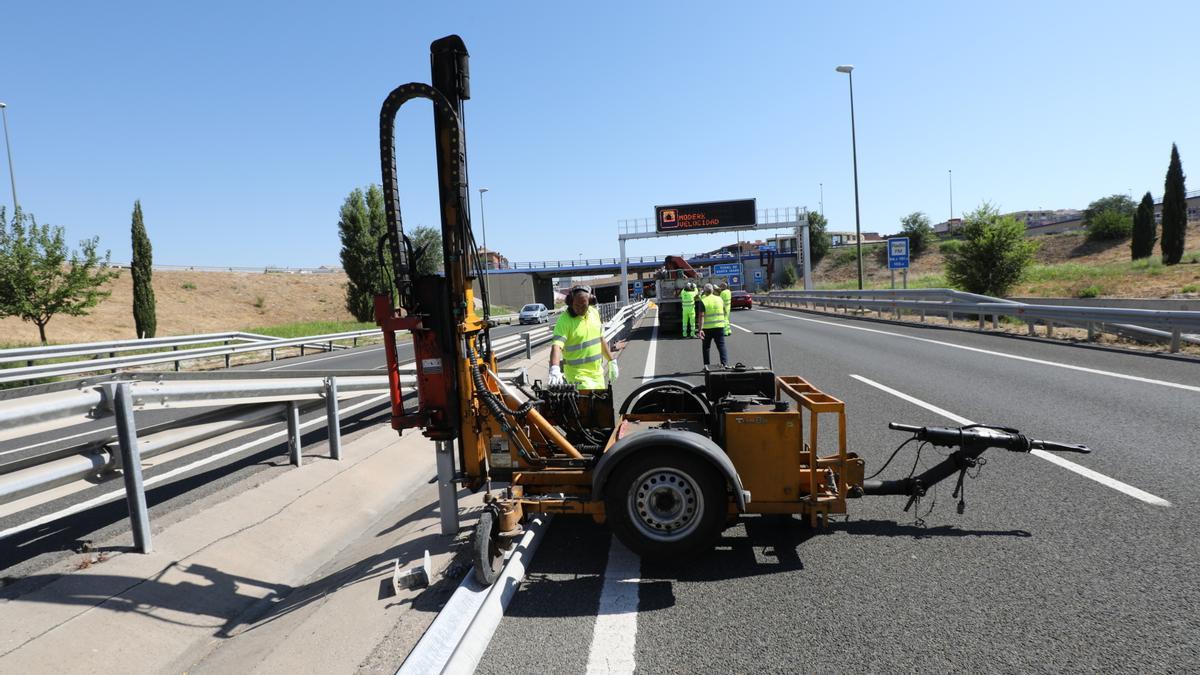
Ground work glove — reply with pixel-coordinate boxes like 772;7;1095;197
548;365;565;387
607;360;619;383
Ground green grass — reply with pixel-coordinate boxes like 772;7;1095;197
242;320;378;338
1077;284;1103;298
181;282;197;290
1183;284;1200;293
814;272;947;291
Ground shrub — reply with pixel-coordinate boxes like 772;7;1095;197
1181;283;1199;293
1077;285;1103;298
943;203;1038;297
939;239;962;255
1086;208;1132;241
782;265;798;287
181;282;197;290
254;295;266;309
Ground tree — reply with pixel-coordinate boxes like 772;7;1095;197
1131;192;1157;260
1086;208;1133;241
337;185;388;321
805;210;830;266
943;203;1038;297
130;200;156;338
1083;194;1135;227
409;226;443;276
1161;144;1187;265
0;208;119;344
899;211;933;255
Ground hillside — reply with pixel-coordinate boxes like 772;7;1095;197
0;270;356;346
812;222;1200;298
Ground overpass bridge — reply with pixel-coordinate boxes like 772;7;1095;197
480;250;800;305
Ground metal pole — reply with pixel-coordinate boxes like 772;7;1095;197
524;332;532;359
819;183;824;216
847;71;864;290
949;169;954;227
436;440;459;535
325;377;342;460
801;217;813;290
478;188;491;303
0;103;17;213
287;401;302;466
619;238;629;304
114;383;152;553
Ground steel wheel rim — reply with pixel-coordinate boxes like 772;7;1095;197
627;467;704;542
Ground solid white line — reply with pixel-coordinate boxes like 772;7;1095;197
848;374;1171;507
642;311;658;380
0;394;392;541
730;322;752;333
762;309;1200;394
586;538;641;674
261;344;385;371
0;424;118;458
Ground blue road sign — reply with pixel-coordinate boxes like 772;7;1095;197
759;243;777;252
753;269;764;281
713;263;742;276
632;280;643;290
888;237;910;270
729;274;741;285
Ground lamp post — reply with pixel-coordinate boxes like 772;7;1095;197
0;102;17;213
835;65;863;290
819;182;824;216
948;169;954;228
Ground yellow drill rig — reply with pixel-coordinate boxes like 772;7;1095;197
373;35;1091;585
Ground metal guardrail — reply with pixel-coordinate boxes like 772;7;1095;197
0;300;649;551
756;289;1200;352
0;329;384;384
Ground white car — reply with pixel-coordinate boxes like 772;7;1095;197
518;303;549;324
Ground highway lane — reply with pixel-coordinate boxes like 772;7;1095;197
481;307;1200;672
0;321;544;578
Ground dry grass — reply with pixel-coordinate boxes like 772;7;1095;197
0;270;355;346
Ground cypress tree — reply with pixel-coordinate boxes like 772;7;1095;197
1161;144;1187;265
1131;192;1157;260
131;200;157;338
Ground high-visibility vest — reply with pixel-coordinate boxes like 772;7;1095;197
552;306;605;389
701;295;727;330
680;289;696;313
720;289;732;316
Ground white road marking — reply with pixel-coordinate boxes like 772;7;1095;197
729;322;752;333
849;374;1172;507
0;394;392;541
762;309;1200;393
582;312;657;673
260;344;385;371
586;538;641;674
0;424;117;458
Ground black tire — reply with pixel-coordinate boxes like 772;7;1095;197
472;508;505;585
604;449;727;560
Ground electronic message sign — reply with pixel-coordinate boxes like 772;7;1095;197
655;199;756;234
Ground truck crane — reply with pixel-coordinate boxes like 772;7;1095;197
373;36;1091;585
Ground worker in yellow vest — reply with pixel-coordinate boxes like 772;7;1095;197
679;282;697;338
548;285;617;389
695;283;729;368
719;282;732;336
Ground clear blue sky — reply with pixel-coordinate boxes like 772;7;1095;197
2;0;1196;267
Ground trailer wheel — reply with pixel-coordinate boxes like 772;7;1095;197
472;508;505;585
605;449;726;559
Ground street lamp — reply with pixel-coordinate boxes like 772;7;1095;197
835;65;863;290
0;102;17;214
477;188;490;270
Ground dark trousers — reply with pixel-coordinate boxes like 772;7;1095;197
701;331;728;367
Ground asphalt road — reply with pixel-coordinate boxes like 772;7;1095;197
0;321;544;580
480;306;1200;673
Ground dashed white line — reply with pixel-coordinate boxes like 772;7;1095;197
729;322;752;333
849;374;1171;507
762;309;1200;393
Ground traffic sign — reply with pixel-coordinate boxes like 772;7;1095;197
753;270;764;281
887;237;910;270
758;243;777;252
632;281;643;291
713;263;742;276
654;199;757;233
729;275;741;285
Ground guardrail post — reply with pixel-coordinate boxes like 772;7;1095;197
1027;320;1036;335
1170;328;1182;353
920;309;926;322
270;347;276;361
1087;322;1096;341
524;333;532;359
992;315;999;330
287;401;302;466
300;344;306;356
1046;321;1055;338
325;377;342;460
948;311;955;323
353;336;358;347
172;345;180;371
436;440;459;535
114;383;152;553
327;340;333;352
225;353;231;368
978;315;985;330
